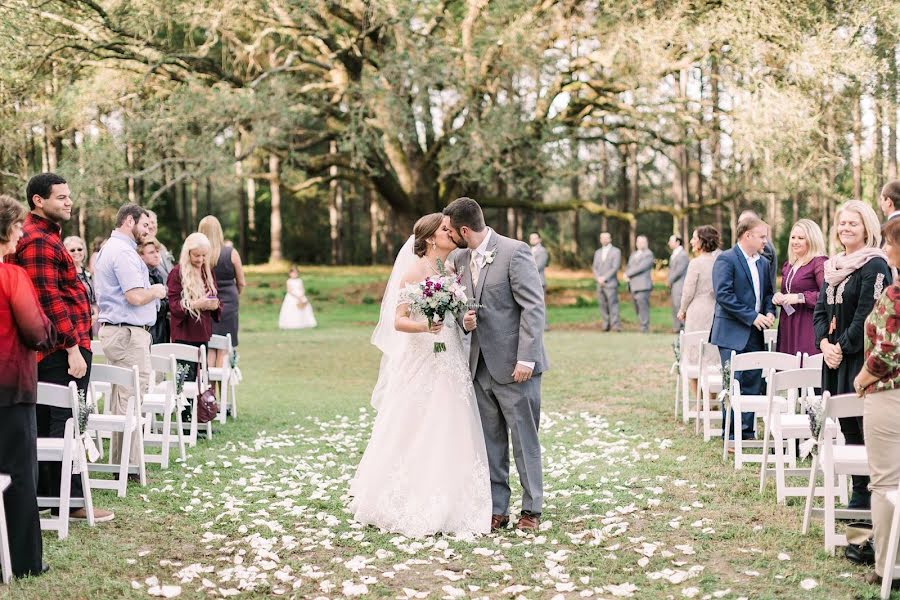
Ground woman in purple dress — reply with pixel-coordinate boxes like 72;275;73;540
774;219;827;356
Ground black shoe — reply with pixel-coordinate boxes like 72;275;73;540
848;494;872;511
128;473;141;483
15;562;49;578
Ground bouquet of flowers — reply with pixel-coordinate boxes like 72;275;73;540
401;260;475;353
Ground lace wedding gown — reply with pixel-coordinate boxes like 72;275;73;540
349;314;491;537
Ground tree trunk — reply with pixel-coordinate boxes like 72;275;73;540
369;189;380;265
268;152;283;263
890;46;898;180
852;91;863;200
628;142;639;251
126;141;136;203
710;52;724;234
875;72;885;201
328;140;344;265
189;179;198;225
234;136;248;259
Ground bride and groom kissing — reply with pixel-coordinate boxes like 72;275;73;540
349;197;549;537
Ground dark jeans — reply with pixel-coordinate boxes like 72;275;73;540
719;328;765;440
36;347;92;501
0;404;43;577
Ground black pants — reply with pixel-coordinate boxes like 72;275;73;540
36;347;92;501
0;404;43;577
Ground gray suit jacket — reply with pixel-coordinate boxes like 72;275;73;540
625;249;654;293
592;245;621;289
531;243;548;287
450;231;548;384
668;248;689;301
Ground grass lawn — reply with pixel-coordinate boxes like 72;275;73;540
3;267;883;599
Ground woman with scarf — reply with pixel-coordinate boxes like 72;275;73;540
814;199;892;510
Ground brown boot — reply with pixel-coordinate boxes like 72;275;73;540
490;514;509;531
515;514;540;531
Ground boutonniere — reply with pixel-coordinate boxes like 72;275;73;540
484;249;497;264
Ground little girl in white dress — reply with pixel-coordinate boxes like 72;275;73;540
278;267;317;329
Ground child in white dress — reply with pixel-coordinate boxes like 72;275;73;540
278;267;317;329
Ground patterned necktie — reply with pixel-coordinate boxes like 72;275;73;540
471;252;481;288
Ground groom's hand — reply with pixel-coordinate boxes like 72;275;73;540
463;310;477;331
512;363;533;383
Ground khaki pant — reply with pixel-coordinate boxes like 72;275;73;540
864;388;900;578
98;325;151;466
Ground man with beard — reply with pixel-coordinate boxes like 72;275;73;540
94;203;166;479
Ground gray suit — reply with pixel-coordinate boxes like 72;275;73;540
592;245;621;331
451;230;548;516
667;247;689;332
625;249;654;332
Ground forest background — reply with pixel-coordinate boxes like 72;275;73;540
1;0;899;268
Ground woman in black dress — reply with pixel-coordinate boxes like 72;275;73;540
814;199;892;509
198;216;245;367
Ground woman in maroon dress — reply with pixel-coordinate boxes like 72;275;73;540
775;219;827;356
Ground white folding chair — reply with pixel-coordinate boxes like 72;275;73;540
84;364;147;497
758;367;822;502
802;352;824;370
764;328;778;352
150;343;212;446
143;354;187;469
208;334;236;424
36;382;95;539
880;477;900;599
0;474;11;584
674;330;708;424
721;350;802;469
801;392;866;554
694;341;723;441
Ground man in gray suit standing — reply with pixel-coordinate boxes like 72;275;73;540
529;232;549;330
667;234;689;333
592;232;621;332
444;198;548;532
624;235;654;333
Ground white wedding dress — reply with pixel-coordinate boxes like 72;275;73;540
349;240;491;538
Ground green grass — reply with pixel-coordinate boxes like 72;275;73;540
2;268;882;599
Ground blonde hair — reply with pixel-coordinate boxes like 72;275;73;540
787;219;826;264
178;232;216;320
198;215;224;268
833;200;882;250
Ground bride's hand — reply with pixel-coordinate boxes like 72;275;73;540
425;321;443;334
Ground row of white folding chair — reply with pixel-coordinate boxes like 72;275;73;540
880;480;900;599
84;364;147;497
36;382;95;540
721;350;802;469
144;353;187;468
0;474;10;583
208;334;238;423
695;342;723;441
802;391;868;554
675;330;709;423
758;367;822;503
150;343;212;446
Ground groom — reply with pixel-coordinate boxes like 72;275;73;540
443;197;549;531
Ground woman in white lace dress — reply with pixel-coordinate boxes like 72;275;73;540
349;213;491;538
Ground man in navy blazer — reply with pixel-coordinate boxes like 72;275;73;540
711;215;776;441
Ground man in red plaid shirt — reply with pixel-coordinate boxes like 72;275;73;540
9;172;114;523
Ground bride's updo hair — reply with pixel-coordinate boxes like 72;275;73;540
413;213;444;257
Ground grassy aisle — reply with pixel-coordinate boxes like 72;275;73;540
4;294;881;599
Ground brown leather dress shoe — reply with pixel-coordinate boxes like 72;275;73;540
490;514;509;531
865;571;900;589
515;514;540;531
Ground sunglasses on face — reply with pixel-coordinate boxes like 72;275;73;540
68;247;84;252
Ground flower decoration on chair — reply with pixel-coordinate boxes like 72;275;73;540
799;394;826;458
175;362;192;408
75;389;100;466
670;335;682;375
718;360;732;405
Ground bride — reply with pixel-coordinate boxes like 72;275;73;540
349;213;491;537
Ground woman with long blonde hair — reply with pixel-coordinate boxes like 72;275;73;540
198;216;245;367
166;232;221;378
774;219;827;356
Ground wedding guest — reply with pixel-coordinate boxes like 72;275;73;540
592;232;621;332
853;217;900;590
814;199;892;510
677;226;722;391
87;235;105;275
711;215;776;443
8;172;113;522
878;180;900;223
94;203;166;475
740;210;777;292
667;234;689;333
774;219;827;356
0;194;53;578
624;235;654;333
529;232;549;330
139;238;170;344
278;267;317;330
63;235;98;335
146;209;174;277
167;232;221;381
198;215;245;367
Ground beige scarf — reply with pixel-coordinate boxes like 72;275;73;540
823;247;888;286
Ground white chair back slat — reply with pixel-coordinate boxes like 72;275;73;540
823;391;865;422
37;382;76;410
90;364;139;388
764;328;778;351
802;353;824;370
730;351;801;374
769;368;822;394
151;343;202;364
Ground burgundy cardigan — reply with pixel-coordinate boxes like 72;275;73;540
166;265;221;343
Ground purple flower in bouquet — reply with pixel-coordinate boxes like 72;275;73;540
401;259;478;353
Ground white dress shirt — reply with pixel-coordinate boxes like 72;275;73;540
739;246;762;313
